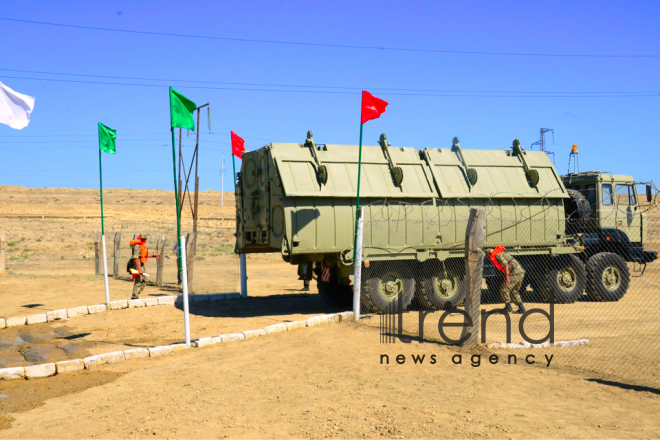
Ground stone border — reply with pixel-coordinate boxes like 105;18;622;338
0;293;241;330
0;311;355;381
487;339;590;349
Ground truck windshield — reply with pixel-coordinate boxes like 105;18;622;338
602;184;613;206
616;184;636;206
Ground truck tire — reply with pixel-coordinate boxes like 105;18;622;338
362;262;415;313
565;189;592;232
415;259;466;310
537;254;586;304
585;252;630;302
318;280;353;308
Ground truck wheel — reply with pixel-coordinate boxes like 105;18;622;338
318;280;353;308
585;253;630;301
565;189;592;233
416;259;466;310
537;255;586;304
362;262;415;313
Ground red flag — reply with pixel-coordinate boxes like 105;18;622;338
360;90;388;124
231;131;246;158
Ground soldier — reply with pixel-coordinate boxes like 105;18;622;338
128;234;159;299
486;246;527;314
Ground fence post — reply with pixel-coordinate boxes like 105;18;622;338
156;235;165;287
112;232;121;278
94;235;101;276
0;232;6;275
353;208;364;321
463;207;487;346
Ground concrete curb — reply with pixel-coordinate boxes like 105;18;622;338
0;311;355;381
0;293;241;331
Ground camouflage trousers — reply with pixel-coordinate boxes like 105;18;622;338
500;270;525;305
132;273;146;299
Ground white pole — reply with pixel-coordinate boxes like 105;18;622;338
101;235;110;305
180;235;191;346
240;253;247;298
221;153;225;207
353;207;364;321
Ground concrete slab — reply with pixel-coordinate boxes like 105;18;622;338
128;299;146;308
148;346;174;357
192;294;211;302
108;300;128;310
87;304;107;314
263;323;288;335
0;367;25;380
144;298;159;307
157;296;176;306
285;320;307;331
26;314;48;325
225;292;241;300
170;343;190;352
55;359;85;374
220;333;245;342
209;293;226;301
46;309;68;322
5;316;27;327
24;363;56;379
66;305;89;319
123;348;150;360
0;318;5;329
242;329;267;339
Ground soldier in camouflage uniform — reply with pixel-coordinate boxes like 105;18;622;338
486;247;528;314
129;234;159;299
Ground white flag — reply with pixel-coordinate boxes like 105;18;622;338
0;81;35;130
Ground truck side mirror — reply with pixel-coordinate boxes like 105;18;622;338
646;184;653;203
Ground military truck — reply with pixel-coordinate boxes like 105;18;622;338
235;131;657;312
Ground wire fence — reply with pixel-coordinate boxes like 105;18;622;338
357;190;660;389
1;218;240;296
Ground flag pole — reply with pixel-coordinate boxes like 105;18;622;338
171;126;190;347
231;152;246;298
353;123;364;257
99;147;110;305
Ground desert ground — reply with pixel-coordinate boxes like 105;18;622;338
0;185;659;438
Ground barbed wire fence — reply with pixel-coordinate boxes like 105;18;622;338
358;188;660;389
1;217;240;296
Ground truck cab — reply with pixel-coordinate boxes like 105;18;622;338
560;171;657;301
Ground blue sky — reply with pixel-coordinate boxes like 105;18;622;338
0;0;658;191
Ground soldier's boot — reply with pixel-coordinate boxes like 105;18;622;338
514;302;527;314
505;302;514;313
301;280;310;292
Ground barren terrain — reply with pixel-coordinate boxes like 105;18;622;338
0;185;659;438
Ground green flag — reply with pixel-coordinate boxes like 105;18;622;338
98;122;116;154
169;87;197;130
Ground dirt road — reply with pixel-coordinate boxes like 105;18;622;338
1;324;659;439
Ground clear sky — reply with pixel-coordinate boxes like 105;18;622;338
1;0;658;192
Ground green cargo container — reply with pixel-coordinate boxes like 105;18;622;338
236;132;655;312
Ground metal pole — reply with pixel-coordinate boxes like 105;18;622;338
171;127;183;280
99;149;110;304
353;207;364;320
221;152;224;207
240;253;247;298
352;123;364;258
180;235;191;347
